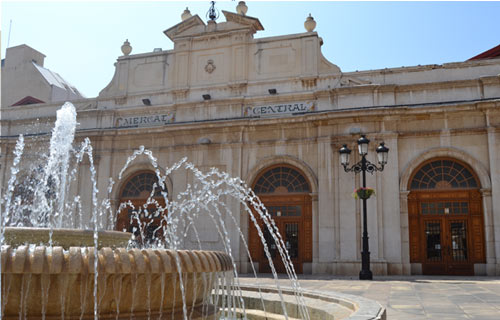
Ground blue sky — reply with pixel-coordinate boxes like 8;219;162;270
2;1;499;98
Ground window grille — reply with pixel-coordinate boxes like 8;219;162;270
254;166;310;194
410;159;478;190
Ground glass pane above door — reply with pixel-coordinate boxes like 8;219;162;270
267;205;302;217
421;202;469;215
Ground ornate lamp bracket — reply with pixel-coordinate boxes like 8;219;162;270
341;156;385;174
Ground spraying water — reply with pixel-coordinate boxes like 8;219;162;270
0;102;310;319
47;102;77;228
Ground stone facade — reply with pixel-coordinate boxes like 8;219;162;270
1;6;500;276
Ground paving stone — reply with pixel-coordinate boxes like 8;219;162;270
423;306;464;314
388;312;425;320
425;314;470;319
239;275;500;320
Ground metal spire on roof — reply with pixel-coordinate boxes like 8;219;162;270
206;1;219;22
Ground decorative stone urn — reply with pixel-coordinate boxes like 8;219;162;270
236;1;248;16
121;39;132;56
304;14;316;32
1;227;233;319
181;7;192;21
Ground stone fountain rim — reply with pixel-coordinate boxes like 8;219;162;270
2;226;132;249
0;245;233;275
238;284;386;320
3;226;131;235
2;227;233;274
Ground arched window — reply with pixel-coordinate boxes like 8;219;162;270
120;171;166;199
409;159;479;190
253;165;310;194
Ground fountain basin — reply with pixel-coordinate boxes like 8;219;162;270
3;227;131;249
1;230;233;319
224;285;386;320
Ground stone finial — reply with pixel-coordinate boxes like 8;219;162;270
236;1;248;15
304;13;316;32
181;7;192;21
121;39;132;56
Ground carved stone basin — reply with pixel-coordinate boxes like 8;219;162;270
1;228;233;319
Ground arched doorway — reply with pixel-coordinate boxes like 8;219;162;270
117;171;167;244
249;164;312;274
407;158;485;275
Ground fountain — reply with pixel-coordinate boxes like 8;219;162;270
0;102;309;319
0;102;386;319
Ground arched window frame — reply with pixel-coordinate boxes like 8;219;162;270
253;164;311;194
119;170;167;200
409;158;480;190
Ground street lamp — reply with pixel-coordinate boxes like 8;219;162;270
339;135;389;280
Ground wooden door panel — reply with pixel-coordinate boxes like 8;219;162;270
303;220;312;261
471;215;485;262
408;198;420;262
409;216;421;262
248;221;261;261
260;221;283;273
446;218;473;275
249;196;311;274
423;263;447;275
422;219;444;264
413;190;482;276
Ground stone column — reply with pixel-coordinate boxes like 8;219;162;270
337;142;358;275
379;135;403;274
316;138;334;273
485;124;500;275
399;191;412;275
480;188;496;275
310;192;319;274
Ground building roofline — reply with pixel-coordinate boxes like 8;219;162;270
469;44;500;60
6;44;46;58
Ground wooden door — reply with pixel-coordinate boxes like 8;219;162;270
408;158;485;275
258;206;303;274
412;192;483;275
249;195;312;274
445;217;471;275
421;216;473;275
421;218;446;274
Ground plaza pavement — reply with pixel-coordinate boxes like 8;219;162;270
239;275;500;319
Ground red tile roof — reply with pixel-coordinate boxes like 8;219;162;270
469;44;500;60
11;96;45;106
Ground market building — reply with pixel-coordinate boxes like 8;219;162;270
1;3;500;276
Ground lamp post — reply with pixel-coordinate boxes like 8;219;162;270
339;135;389;280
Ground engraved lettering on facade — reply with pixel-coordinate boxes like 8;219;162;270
243;101;315;117
115;113;176;128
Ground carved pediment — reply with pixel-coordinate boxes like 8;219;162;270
222;11;264;32
164;12;264;42
163;15;205;41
